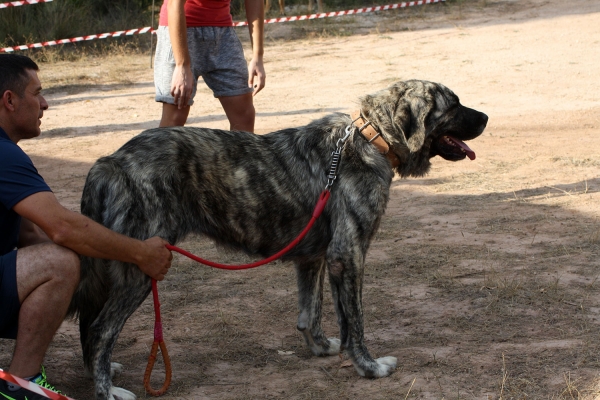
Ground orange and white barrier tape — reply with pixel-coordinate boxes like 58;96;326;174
0;369;74;400
1;27;153;52
0;0;52;8
235;0;444;26
0;0;444;52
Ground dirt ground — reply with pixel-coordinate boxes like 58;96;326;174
2;0;600;398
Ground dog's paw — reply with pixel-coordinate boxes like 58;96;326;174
324;338;341;355
310;337;341;356
372;356;397;377
354;356;397;378
109;386;137;400
110;362;124;378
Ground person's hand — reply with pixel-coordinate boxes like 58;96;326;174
137;236;173;281
248;57;265;96
170;65;194;109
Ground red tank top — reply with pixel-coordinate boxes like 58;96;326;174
159;0;233;27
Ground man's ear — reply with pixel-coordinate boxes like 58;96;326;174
1;90;16;111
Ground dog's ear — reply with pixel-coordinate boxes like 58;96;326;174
360;81;435;154
403;92;434;153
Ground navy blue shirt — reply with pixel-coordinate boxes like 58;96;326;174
0;127;51;255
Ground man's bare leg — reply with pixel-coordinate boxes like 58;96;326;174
8;242;80;378
159;103;191;127
219;93;255;132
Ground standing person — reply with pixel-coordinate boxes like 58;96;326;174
0;54;173;400
154;0;266;131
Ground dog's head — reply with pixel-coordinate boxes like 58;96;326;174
358;80;488;177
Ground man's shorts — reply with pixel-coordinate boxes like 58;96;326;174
154;25;253;105
0;250;20;339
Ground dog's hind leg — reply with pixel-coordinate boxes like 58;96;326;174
75;257;127;381
295;259;341;356
83;266;151;400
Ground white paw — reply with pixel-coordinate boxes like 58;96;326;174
110;386;137;400
373;356;397;377
110;362;124;378
309;337;341;356
325;338;341;355
354;356;397;378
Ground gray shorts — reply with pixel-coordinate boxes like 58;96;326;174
154;25;253;105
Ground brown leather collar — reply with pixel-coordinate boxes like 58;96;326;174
351;111;400;168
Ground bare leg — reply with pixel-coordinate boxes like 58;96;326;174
159;103;190;127
218;93;255;132
9;243;80;378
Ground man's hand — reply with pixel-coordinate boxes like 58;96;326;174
137;237;173;281
248;57;266;96
168;0;193;110
170;64;194;109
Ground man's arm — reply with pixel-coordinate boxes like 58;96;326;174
245;0;266;96
18;217;50;248
168;0;194;109
13;192;172;281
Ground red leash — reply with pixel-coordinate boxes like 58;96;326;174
143;279;171;396
144;189;331;396
165;190;330;269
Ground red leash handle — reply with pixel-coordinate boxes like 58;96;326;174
144;279;172;396
165;189;331;270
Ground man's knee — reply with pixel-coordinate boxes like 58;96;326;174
20;243;79;281
46;246;80;294
16;243;80;303
160;103;190;127
231;106;255;131
220;95;255;131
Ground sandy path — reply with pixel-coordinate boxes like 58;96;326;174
2;0;600;398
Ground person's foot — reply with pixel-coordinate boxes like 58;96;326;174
0;366;67;400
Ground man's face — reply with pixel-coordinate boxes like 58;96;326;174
12;69;48;140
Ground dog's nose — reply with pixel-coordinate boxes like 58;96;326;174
480;112;489;127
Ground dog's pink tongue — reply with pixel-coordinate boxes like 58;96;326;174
448;136;476;160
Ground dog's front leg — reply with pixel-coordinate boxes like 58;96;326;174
295;259;341;356
327;255;397;378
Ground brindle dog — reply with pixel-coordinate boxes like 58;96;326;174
69;80;488;399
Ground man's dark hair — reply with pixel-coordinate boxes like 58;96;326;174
0;54;39;98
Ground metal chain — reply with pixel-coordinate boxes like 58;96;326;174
325;124;354;189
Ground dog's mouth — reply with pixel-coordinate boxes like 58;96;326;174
433;135;476;161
